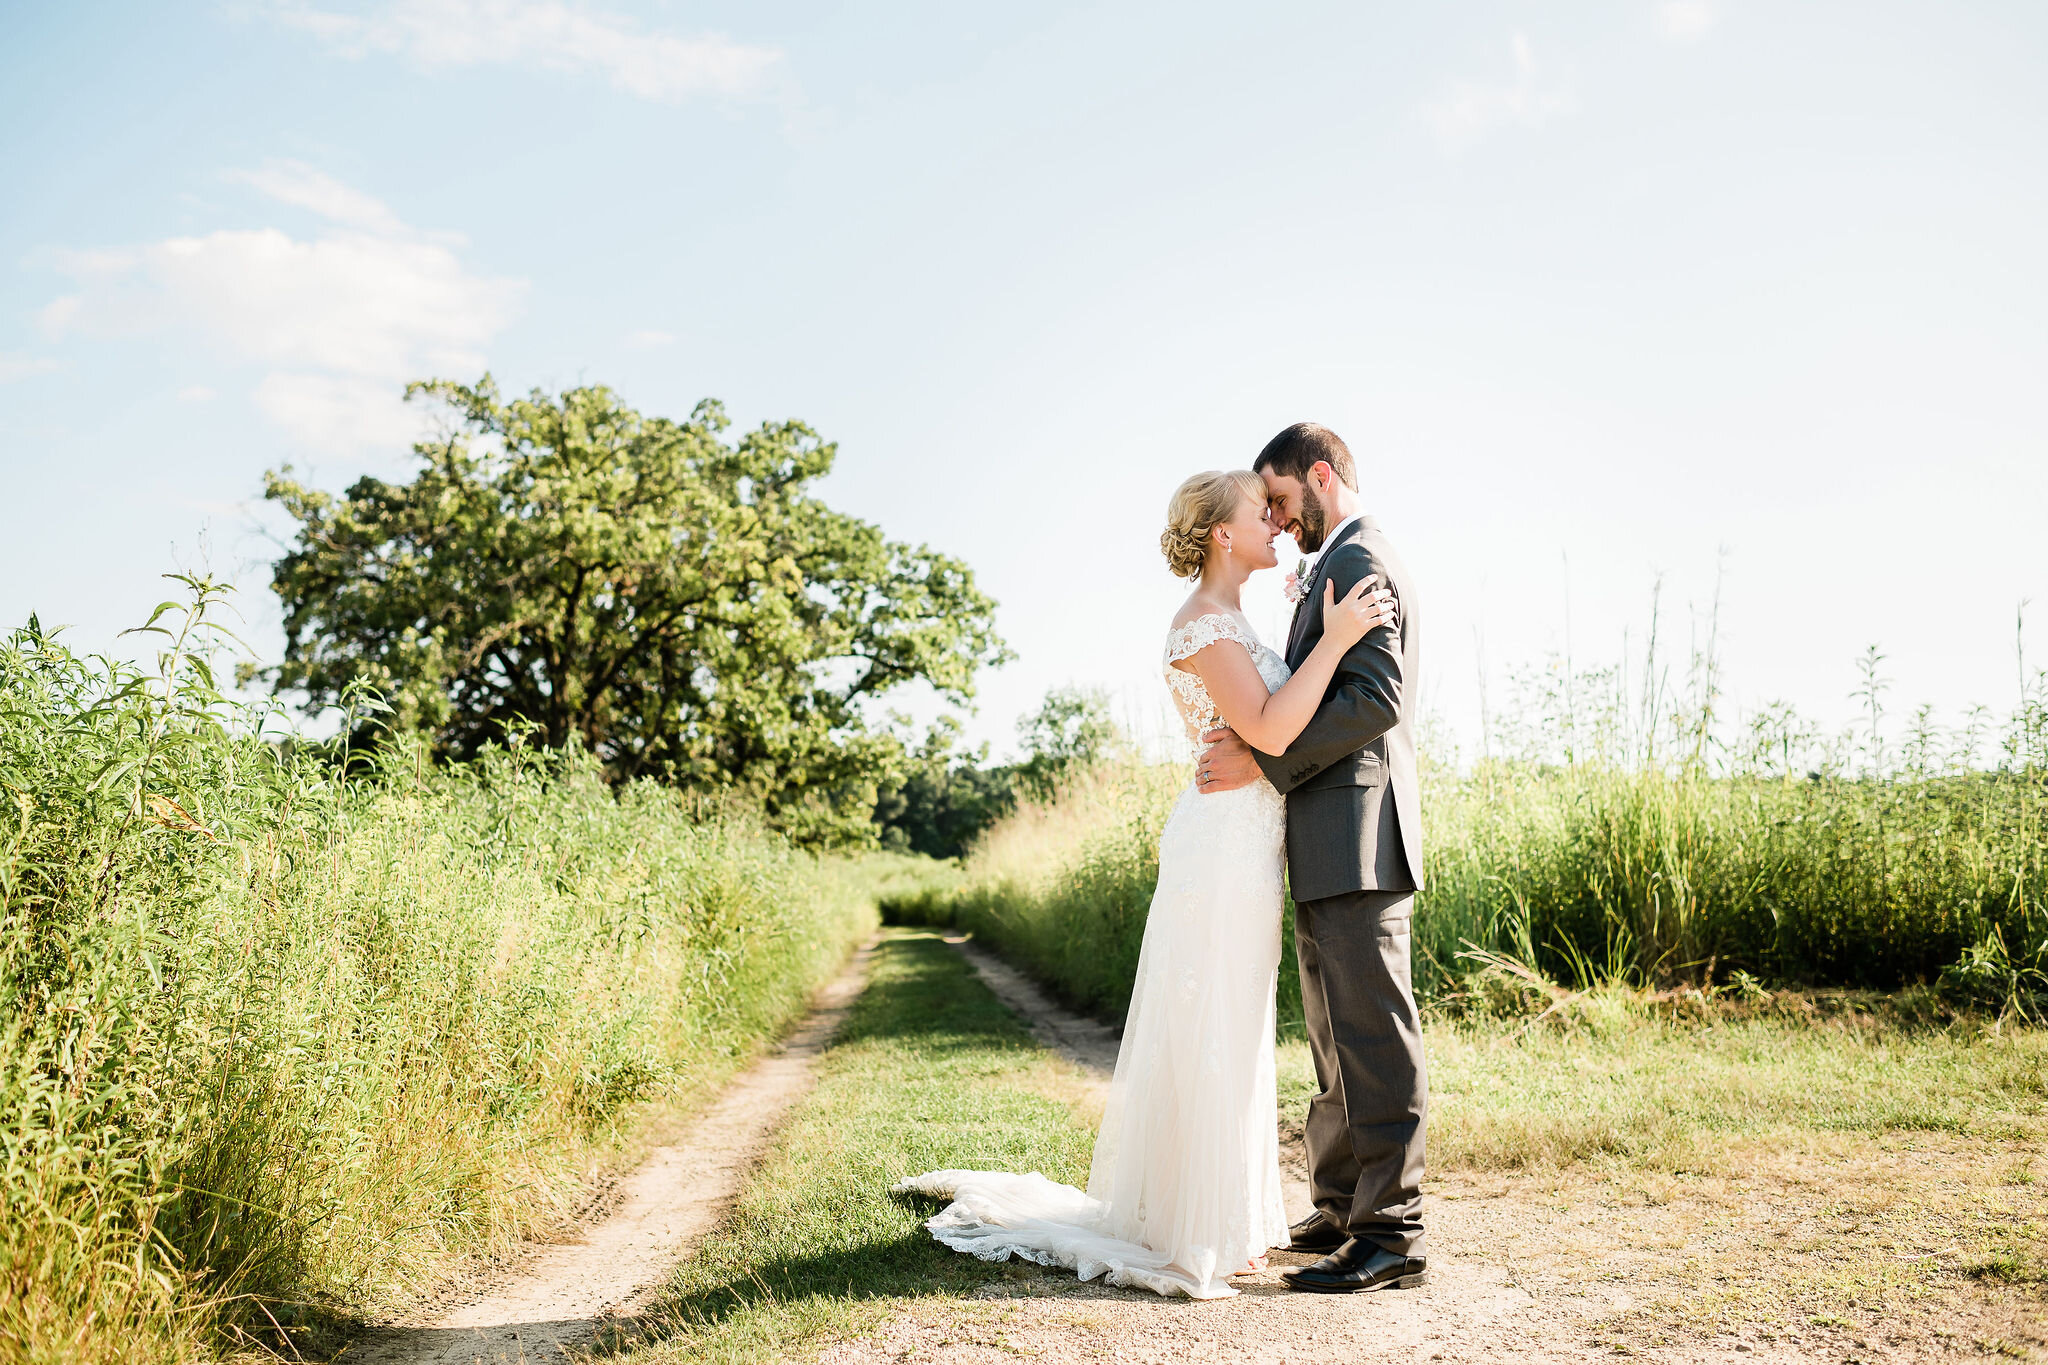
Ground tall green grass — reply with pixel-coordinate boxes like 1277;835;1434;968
902;764;1190;1020
0;581;876;1361
894;649;2048;1021
1422;760;2046;992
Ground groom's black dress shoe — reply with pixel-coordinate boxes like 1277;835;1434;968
1286;1210;1349;1253
1280;1239;1428;1294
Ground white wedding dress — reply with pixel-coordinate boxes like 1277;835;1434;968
895;611;1291;1299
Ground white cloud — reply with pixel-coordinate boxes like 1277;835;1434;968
1421;34;1573;151
36;296;82;334
1658;1;1719;42
0;351;58;383
253;372;434;447
263;0;783;101
42;166;524;451
176;385;218;402
625;328;675;348
227;159;409;236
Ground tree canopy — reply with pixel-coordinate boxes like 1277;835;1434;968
261;377;1008;843
874;687;1123;858
1012;685;1122;799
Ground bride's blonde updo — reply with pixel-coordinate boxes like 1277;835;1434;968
1160;469;1267;579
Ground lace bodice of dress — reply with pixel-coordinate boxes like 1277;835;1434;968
1163;613;1293;741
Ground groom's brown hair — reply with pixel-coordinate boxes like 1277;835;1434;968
1254;423;1357;491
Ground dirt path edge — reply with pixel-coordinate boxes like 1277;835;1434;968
344;936;880;1365
940;933;1122;1077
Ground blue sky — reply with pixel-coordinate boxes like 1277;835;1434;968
4;1;2044;762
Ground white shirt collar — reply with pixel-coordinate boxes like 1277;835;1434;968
1311;514;1361;561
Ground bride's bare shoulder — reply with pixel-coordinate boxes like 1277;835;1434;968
1169;596;1230;632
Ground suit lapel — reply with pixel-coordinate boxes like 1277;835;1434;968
1284;518;1367;664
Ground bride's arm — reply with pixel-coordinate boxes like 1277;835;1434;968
1180;580;1394;756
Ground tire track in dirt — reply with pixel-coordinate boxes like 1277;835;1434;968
941;934;1123;1076
345;938;878;1365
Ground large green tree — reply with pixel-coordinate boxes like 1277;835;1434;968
261;377;1008;843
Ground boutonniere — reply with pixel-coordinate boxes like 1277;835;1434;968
1283;557;1311;606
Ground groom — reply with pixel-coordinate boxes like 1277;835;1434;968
1197;422;1428;1294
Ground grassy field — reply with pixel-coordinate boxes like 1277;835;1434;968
883;763;1190;1021
0;594;879;1362
1402;990;2048;1175
888;739;2048;1026
614;930;2046;1362
889;628;2048;1023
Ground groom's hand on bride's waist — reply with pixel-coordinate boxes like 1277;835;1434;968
1196;728;1263;794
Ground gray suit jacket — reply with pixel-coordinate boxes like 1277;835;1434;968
1252;517;1425;903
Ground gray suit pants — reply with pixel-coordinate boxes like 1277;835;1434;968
1293;889;1427;1257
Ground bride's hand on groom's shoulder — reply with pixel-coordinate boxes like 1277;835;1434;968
1322;575;1396;650
1195;728;1262;795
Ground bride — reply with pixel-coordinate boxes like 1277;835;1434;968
894;469;1396;1299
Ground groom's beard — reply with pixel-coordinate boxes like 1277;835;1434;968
1293;482;1329;553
